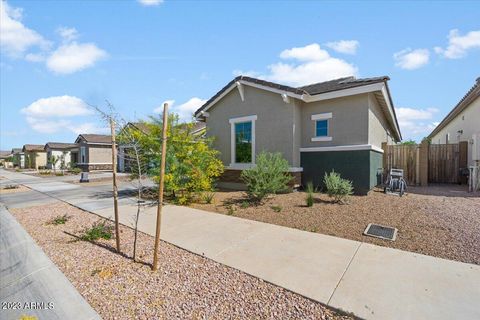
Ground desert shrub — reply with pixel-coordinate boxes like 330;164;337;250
241;152;291;202
305;182;315;207
39;170;51;175
80;220;113;241
69;167;82;174
15;168;21;172
55;172;64;176
200;191;215;204
240;201;249;209
49;214;70;225
3;184;19;190
270;205;282;212
323;171;353;203
226;205;235;215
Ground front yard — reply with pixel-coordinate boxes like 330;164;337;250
191;186;480;265
11;202;352;320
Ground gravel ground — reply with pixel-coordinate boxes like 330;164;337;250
0;184;31;193
191;187;480;265
10;202;352;320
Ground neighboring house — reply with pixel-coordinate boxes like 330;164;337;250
74;134;113;171
0;150;13;168
11;148;24;168
44;142;79;170
22;144;47;170
194;75;402;194
428;77;480;167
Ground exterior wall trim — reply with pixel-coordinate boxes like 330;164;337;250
76;162;112;165
300;144;384;153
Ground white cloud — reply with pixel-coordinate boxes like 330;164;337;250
171;98;206;122
396;107;439;139
70;122;109;135
153;100;175;113
394;48;430;70
21;95;93;118
325;40;359;54
46;42;107;74
0;1;50;57
434;29;480;59
138;0;164;6
57;26;79;42
235;43;358;87
21;96;109;134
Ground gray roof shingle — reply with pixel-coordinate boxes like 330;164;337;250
77;134;112;144
45;142;79;150
194;75;390;117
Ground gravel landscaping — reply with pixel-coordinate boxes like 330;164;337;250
10;202;352;320
191;186;480;265
0;184;31;193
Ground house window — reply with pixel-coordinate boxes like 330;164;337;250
229;115;257;166
311;112;332;142
235;122;252;163
80;146;86;163
316;120;328;137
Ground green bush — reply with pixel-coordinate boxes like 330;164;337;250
241;152;291;202
55;172;64;176
323;171;353;203
69;167;82;174
49;214;70;225
305;182;315;207
200;191;215;204
39;170;51;175
80;220;113;241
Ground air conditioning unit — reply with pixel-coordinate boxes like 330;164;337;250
472;133;480;161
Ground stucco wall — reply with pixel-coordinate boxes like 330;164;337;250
430;96;480;166
46;149;72;169
88;145;113;164
368;93;391;148
300;94;370;148
206;85;298;166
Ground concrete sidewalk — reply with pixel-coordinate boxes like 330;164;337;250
0;205;100;320
2;169;480;319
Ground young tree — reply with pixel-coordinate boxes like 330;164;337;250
48;155;59;173
135;114;224;204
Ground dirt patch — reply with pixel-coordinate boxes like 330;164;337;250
191;187;480;265
10;202;351;320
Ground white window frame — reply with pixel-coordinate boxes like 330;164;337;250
311;112;333;142
229;115;257;168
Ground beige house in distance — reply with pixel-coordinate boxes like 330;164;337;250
44;142;79;170
74;134;113;171
22;144;47;169
195;75;402;194
429;77;480;167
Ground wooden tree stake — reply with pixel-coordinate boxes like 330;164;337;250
152;103;168;271
110;118;121;252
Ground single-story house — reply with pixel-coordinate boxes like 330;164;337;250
44;142;79;170
74;134;113;172
194;75;402;194
0;150;13;168
428;77;480;167
22;144;47;170
11;148;24;168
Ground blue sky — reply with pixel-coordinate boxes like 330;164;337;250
1;0;479;150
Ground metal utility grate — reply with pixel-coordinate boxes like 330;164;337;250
363;223;398;241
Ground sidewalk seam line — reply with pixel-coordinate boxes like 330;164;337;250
327;242;362;306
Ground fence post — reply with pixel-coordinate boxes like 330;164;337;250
419;141;429;186
459;141;468;184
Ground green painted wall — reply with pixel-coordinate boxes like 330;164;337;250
300;150;383;195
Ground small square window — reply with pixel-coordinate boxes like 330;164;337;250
316;120;328;137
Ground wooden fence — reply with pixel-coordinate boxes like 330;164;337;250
383;141;468;185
